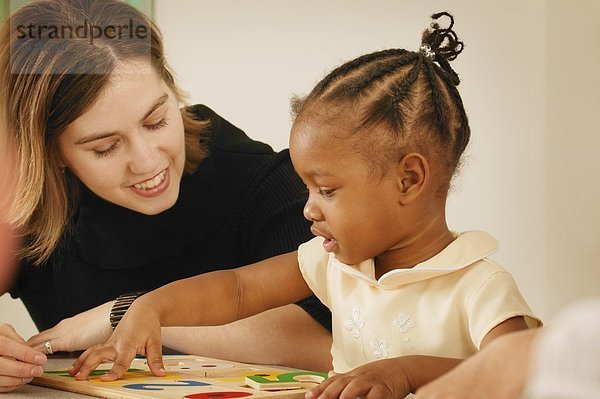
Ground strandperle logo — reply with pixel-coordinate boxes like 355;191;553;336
10;15;151;74
15;18;148;45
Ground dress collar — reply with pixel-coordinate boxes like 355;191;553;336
329;231;498;288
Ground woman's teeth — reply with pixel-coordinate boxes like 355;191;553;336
134;170;166;190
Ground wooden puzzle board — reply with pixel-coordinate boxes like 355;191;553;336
32;355;328;399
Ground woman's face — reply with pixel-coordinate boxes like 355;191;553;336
58;60;186;215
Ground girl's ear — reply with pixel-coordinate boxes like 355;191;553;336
395;153;429;205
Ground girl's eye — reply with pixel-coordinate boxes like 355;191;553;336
319;188;335;198
145;118;168;131
93;141;120;158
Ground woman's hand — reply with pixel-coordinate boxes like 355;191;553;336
27;301;114;354
415;329;536;399
306;359;412;399
0;323;46;392
68;299;165;382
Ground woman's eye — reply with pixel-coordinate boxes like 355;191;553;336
145;118;168;131
93;142;120;158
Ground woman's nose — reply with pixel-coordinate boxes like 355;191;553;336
127;136;160;175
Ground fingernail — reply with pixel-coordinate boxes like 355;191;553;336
31;366;43;377
159;367;165;374
34;354;47;365
68;365;74;371
22;377;33;384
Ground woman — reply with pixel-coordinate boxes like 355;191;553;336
0;0;332;392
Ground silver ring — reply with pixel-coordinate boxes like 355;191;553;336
44;340;54;355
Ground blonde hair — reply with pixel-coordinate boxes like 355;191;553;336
0;0;208;265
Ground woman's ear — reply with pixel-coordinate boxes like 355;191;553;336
395;153;429;205
54;141;67;169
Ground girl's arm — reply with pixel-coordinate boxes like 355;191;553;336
69;251;311;381
308;316;530;399
145;251;311;327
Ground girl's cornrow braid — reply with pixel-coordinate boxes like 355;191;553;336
422;60;451;142
422;12;464;85
390;55;423;106
344;52;419;97
430;64;470;164
444;80;471;161
359;56;422;133
435;30;463;61
313;48;408;95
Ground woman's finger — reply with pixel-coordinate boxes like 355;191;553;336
28;335;65;355
0;335;46;366
0;324;26;344
0;382;28;393
0;374;33;389
26;327;57;348
0;356;44;379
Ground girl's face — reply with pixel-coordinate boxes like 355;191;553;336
290;119;405;266
58;60;186;215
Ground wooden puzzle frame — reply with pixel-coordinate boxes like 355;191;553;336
33;355;328;399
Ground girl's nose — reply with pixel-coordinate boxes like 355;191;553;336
303;199;323;222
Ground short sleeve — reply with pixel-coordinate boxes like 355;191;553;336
297;236;330;308
467;271;542;348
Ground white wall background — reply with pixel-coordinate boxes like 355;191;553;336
2;0;599;339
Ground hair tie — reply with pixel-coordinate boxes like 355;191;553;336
419;44;435;60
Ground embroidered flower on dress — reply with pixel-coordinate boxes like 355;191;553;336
370;339;388;359
393;312;415;333
344;306;364;338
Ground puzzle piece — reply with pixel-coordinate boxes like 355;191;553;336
245;371;327;391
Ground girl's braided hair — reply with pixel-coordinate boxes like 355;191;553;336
292;12;469;180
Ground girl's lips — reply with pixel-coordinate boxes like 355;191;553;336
322;238;337;253
129;168;170;198
311;226;337;252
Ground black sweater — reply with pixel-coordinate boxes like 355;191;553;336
10;105;331;331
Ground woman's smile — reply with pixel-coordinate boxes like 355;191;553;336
129;167;170;198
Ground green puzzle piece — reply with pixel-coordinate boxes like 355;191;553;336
45;369;145;377
246;371;328;384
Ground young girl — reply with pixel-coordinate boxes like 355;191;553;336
71;12;540;397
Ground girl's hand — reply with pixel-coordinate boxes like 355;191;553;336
27;301;113;354
306;359;412;399
67;300;166;382
0;323;47;392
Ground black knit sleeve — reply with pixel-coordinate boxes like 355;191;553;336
236;149;332;331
